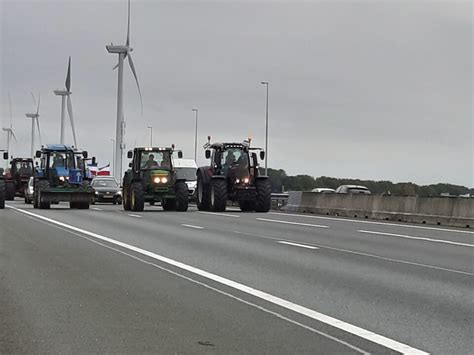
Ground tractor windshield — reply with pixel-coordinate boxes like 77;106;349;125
49;151;75;169
221;148;249;176
140;150;172;170
13;161;33;176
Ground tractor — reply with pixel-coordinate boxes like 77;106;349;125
33;144;95;209
196;138;271;212
0;151;8;209
122;147;189;212
4;157;34;200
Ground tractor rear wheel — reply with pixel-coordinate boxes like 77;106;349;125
175;181;189;212
5;181;15;201
210;179;227;212
196;174;211;211
37;180;51;209
255;179;271;212
0;180;5;209
130;182;144;212
123;185;131;210
239;200;255;212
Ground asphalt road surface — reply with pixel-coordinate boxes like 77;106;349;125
1;200;473;354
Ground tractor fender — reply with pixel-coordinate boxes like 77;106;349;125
255;175;269;181
211;175;226;180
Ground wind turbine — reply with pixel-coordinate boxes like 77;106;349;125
25;93;42;158
106;0;143;178
2;93;17;154
54;57;77;147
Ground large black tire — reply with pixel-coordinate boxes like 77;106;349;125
123;185;131;210
36;180;51;209
210;179;227;212
0;180;5;209
196;174;211;211
130;182;144;212
239;200;255;212
5;181;15;201
175;181;189;212
255;179;271;212
162;198;176;211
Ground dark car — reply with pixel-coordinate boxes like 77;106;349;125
91;177;122;204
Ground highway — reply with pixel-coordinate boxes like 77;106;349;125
1;200;473;354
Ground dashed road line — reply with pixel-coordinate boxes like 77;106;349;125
128;214;142;218
277;241;319;250
181;224;204;230
199;211;240;218
257;218;329;229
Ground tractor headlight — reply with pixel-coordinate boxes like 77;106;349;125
236;178;240;183
243;177;250;184
117;190;122;195
161;177;168;184
154;177;161;184
59;176;65;182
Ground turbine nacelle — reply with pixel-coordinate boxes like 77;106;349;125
106;44;132;54
25;113;39;118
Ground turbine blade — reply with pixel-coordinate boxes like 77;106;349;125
126;0;131;46
67;95;78;147
36;93;41;115
127;54;143;115
30;92;37;108
36;117;42;145
65;56;71;92
11;131;17;142
112;53;127;70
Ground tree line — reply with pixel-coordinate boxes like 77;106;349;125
265;168;473;197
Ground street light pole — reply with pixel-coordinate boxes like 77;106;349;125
261;81;269;175
147;126;153;146
192;108;198;161
110;138;115;177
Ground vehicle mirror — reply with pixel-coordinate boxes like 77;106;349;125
127;150;133;159
91;157;96;165
3;152;8;160
82;151;88;159
129;162;132;168
260;151;265;160
205;150;211;159
35;150;42;158
178;151;183;159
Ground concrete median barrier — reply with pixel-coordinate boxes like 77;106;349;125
285;192;474;229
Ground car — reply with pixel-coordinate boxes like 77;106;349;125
173;158;198;199
24;176;35;204
311;188;335;193
335;185;371;194
91;176;122;204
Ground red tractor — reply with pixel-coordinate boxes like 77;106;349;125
4;157;35;200
196;138;271;212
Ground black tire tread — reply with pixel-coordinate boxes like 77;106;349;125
255;179;271;212
211;179;227;212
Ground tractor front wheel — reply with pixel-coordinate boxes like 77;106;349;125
255;179;271;213
36;180;51;209
123;185;131;210
130;182;144;212
5;181;15;201
175;181;189;212
210;179;227;212
0;180;5;209
196;174;211;211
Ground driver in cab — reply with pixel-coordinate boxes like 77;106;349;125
144;154;159;169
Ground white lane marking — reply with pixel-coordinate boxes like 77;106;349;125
92;207;103;211
257;218;329;229
358;230;474;248
8;205;428;355
128;214;142;218
181;224;204;230
270;212;474;235
277;241;319;250
198;211;240;218
234;231;474;276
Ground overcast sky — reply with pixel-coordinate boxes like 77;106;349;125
0;0;472;186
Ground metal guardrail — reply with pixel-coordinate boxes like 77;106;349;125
271;193;289;210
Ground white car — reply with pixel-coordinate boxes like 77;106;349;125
335;185;371;194
311;188;335;193
173;158;198;198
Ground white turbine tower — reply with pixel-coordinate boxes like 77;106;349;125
25;93;42;158
2;93;17;154
106;0;143;179
54;57;77;147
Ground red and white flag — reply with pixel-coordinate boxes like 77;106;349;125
97;164;111;176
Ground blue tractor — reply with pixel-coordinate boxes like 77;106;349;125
33;145;95;209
